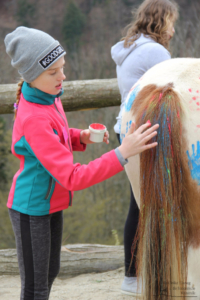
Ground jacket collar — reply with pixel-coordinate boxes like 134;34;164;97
21;81;64;105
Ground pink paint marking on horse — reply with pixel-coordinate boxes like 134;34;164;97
158;93;163;101
167;117;174;157
149;95;155;103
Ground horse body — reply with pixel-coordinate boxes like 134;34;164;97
121;58;200;300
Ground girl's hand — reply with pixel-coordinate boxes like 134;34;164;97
118;122;159;159
80;129;109;145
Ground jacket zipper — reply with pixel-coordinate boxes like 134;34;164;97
53;103;72;152
53;102;72;206
45;177;54;200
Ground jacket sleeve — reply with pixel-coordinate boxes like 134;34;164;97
69;128;86;151
23;116;123;191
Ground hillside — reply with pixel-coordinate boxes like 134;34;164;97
1;0;200;84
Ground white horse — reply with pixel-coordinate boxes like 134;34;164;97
121;58;200;300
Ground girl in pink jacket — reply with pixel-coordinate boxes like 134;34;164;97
4;26;158;300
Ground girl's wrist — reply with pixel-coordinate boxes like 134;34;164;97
117;145;128;160
115;147;128;166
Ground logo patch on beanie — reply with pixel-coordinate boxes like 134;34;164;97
39;45;65;69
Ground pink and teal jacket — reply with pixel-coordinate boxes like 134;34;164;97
8;82;124;216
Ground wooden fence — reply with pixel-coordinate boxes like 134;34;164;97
0;244;124;277
0;78;120;114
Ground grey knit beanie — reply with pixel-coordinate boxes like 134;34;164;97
4;26;66;83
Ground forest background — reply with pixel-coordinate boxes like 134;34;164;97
0;0;199;249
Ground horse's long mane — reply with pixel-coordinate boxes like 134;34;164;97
131;84;200;300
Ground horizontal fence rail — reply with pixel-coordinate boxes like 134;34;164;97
0;244;124;277
0;78;121;114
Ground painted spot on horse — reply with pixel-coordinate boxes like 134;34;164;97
187;141;200;185
126;120;132;133
124;84;140;112
188;88;200;110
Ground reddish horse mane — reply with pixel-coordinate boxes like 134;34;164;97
130;84;200;300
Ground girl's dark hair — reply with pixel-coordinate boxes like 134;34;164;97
122;0;179;50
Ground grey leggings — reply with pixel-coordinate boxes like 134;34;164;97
9;209;63;300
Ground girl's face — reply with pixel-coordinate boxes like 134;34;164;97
166;19;175;40
31;56;66;95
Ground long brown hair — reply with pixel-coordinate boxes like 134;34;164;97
14;79;24;120
131;84;200;300
122;0;178;50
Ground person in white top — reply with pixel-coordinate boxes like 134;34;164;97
111;0;179;295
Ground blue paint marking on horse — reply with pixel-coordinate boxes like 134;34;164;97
120;120;132;143
125;84;140;112
186;141;200;185
119;123;123;144
126;120;132;133
120;134;125;144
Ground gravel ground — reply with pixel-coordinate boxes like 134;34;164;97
0;267;137;300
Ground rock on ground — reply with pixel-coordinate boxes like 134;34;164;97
0;267;136;300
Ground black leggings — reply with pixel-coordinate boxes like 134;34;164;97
117;133;139;277
9;209;63;300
